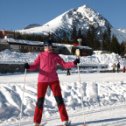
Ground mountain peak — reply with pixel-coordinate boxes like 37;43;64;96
17;5;126;43
24;24;41;29
18;4;113;41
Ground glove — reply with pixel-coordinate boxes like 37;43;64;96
74;58;80;65
24;63;30;69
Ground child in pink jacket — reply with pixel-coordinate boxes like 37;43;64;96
24;40;79;126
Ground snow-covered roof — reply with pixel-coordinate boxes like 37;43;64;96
6;38;92;49
7;38;43;46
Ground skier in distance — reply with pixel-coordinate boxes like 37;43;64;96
24;40;80;126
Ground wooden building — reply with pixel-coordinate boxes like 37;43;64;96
0;30;14;38
7;39;93;56
0;37;93;56
0;38;9;51
0;30;93;56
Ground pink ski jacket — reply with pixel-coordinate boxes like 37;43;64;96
29;51;75;82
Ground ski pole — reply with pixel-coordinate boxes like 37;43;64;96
75;49;86;126
19;68;27;126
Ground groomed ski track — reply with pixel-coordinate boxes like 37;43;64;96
2;103;126;126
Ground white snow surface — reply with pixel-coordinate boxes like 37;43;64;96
0;49;126;70
118;28;126;33
111;28;126;43
0;73;126;126
0;51;126;125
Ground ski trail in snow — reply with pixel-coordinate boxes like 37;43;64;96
3;103;126;126
102;118;126;126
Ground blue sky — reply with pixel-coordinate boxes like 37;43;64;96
0;0;126;30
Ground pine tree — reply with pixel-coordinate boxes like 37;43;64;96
102;31;111;51
120;42;126;56
77;28;82;38
110;35;121;54
71;26;77;42
86;26;96;48
62;31;69;44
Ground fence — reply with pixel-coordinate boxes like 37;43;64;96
0;63;25;73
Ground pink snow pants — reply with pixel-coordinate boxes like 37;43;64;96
34;81;68;124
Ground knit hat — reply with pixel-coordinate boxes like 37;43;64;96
44;40;52;46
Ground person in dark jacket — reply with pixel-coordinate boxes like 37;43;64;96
117;62;120;72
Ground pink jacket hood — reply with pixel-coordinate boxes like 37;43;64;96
29;51;75;82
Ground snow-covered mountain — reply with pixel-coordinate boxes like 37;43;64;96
18;5;112;37
111;28;126;43
24;24;41;29
118;28;126;33
18;5;126;43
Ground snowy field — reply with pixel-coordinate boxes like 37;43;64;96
0;49;126;125
0;72;126;126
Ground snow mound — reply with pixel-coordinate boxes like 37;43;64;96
1;73;126;124
1;49;126;70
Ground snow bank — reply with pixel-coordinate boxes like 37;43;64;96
0;73;126;124
0;49;126;70
0;49;38;64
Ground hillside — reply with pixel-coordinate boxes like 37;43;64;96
18;5;111;38
18;5;126;43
